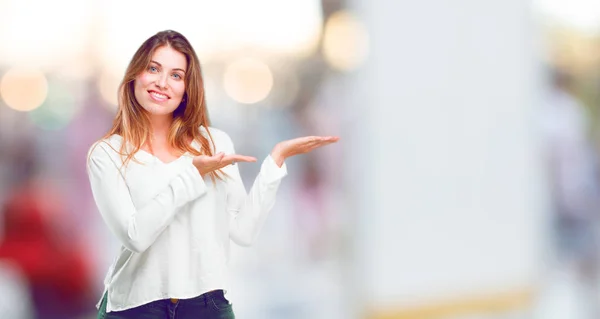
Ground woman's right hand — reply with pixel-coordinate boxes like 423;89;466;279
192;152;257;177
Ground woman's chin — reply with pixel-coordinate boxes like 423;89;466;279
142;104;176;116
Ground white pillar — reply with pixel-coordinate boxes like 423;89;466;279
344;0;548;315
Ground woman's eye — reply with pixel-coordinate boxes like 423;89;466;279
148;66;158;72
172;73;182;79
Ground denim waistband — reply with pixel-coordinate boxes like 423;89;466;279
171;289;225;304
192;290;224;301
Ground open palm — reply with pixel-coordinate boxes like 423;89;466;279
271;136;340;166
192;152;256;177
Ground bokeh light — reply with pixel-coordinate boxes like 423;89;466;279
269;65;301;108
322;11;370;72
0;68;48;112
223;58;274;104
28;81;80;131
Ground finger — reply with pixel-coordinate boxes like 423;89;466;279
298;135;338;142
296;136;320;147
296;136;320;144
306;140;338;152
313;136;339;142
223;154;257;164
306;138;331;148
314;136;339;144
233;155;257;162
319;140;338;148
305;136;337;144
319;138;340;145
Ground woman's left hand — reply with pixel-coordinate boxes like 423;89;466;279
270;136;340;167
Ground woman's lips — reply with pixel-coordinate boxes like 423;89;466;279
148;90;170;102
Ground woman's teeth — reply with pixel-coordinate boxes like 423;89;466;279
150;92;168;100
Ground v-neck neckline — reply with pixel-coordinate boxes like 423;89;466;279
136;148;189;165
111;135;198;165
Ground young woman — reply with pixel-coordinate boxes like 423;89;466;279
87;30;338;319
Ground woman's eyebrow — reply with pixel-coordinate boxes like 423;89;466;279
150;60;186;73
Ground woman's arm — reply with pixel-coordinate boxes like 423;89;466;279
224;132;338;246
87;143;207;253
224;137;288;247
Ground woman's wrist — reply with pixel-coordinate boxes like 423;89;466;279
270;144;286;167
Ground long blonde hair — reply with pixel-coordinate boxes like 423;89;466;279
101;30;223;181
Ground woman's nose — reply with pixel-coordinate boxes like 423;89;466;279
155;75;168;89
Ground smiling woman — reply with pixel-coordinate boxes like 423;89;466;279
86;30;339;319
134;47;187;117
101;30;221;172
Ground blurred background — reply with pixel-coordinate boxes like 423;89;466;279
1;0;600;318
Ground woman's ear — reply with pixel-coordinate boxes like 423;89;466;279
174;93;188;117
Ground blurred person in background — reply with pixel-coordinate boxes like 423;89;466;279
86;30;338;319
0;177;94;319
540;69;600;316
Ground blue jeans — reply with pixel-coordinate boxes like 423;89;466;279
97;290;235;319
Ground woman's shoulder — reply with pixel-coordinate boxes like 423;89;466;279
87;134;124;159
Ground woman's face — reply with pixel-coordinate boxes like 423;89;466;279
134;45;187;116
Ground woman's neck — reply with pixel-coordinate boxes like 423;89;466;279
148;114;173;144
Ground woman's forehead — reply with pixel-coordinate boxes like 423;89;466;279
150;46;187;70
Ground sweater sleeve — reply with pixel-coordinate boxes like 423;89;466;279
223;135;288;246
86;143;207;253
